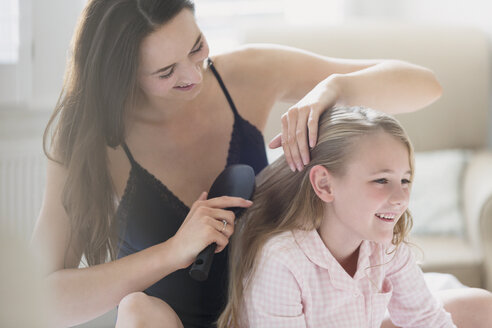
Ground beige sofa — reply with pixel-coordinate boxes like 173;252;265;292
242;23;492;291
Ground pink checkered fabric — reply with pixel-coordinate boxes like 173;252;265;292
242;229;456;328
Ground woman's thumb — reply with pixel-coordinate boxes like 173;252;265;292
199;191;208;200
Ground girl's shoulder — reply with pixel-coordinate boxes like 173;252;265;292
380;242;416;274
384;242;412;260
262;231;298;254
259;231;306;266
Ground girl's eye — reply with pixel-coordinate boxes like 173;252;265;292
374;178;388;184
190;42;203;54
159;68;174;79
402;179;412;184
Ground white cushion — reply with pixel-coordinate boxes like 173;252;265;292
410;150;470;236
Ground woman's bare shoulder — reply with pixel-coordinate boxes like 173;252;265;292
210;45;284;84
208;46;285;128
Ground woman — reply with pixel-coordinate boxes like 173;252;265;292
31;0;442;327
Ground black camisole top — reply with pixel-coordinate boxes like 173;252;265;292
116;58;269;327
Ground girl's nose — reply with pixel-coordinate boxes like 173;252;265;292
389;186;409;208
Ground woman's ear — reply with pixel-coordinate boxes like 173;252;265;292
309;165;334;203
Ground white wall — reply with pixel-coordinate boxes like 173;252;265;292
346;0;492;31
0;1;83;140
347;0;492;146
30;0;84;111
400;0;492;33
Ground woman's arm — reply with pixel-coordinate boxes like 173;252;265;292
30;160;183;326
244;44;441;113
235;44;442;171
31;159;251;327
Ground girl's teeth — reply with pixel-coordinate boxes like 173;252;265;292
376;213;395;220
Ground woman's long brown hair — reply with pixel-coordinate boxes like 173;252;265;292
43;0;194;267
218;106;415;327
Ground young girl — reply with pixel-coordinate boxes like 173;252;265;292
220;106;471;327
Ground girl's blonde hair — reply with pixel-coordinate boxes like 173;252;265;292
217;106;415;327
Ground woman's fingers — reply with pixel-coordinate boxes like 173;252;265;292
286;109;304;171
281;112;295;171
268;133;282;149
213;231;230;253
295;106;311;166
172;193;252;268
186;191;208;218
198;191;207;200
196;196;253;210
201;217;232;254
280;105;314;171
308;108;320;148
210;217;233;238
273;79;339;171
270;105;320;171
195;206;235;228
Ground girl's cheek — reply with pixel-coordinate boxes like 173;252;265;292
367;190;392;204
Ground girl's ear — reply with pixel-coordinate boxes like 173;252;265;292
309;165;334;203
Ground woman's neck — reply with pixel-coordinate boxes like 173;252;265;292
131;94;191;126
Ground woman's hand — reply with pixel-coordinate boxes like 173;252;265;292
269;78;339;172
169;192;253;269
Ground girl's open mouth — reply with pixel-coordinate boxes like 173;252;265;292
375;213;396;222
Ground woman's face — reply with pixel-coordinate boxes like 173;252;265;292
137;9;209;105
327;131;412;246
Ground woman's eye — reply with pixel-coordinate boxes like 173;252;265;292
374;178;388;184
402;179;412;184
159;68;174;79
190;42;203;54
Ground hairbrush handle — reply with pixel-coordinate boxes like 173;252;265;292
189;165;255;282
189;243;216;281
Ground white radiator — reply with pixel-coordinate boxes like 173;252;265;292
0;139;46;241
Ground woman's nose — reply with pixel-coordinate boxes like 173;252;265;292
179;60;203;84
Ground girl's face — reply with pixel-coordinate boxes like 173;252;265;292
327;131;412;246
137;9;209;105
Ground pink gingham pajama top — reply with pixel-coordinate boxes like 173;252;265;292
243;229;455;328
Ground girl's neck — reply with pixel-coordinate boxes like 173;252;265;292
317;211;363;277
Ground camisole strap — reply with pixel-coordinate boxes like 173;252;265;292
121;142;136;167
207;58;240;117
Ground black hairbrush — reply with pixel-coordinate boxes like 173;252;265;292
189;164;255;281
